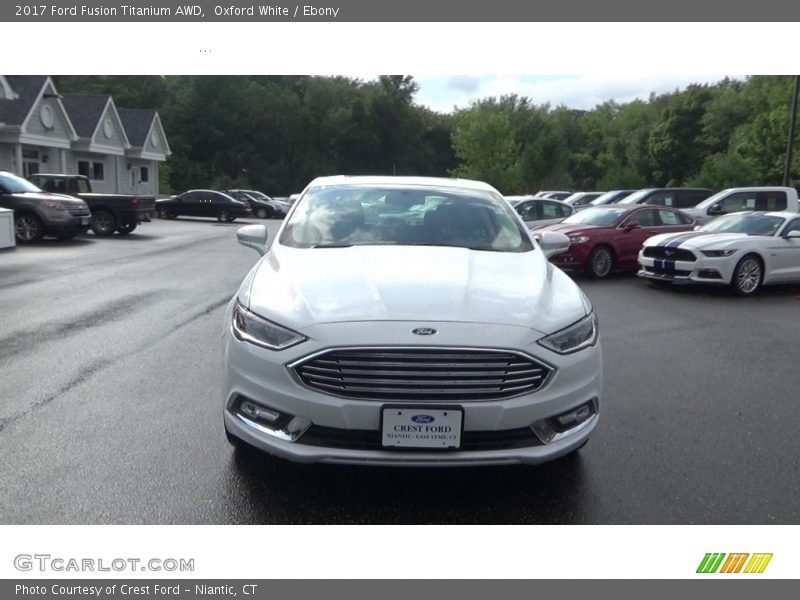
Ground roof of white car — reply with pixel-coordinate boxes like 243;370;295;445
721;186;796;193
307;175;500;193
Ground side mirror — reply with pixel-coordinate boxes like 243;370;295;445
625;221;642;231
537;231;571;258
708;204;723;215
784;230;800;239
237;224;269;256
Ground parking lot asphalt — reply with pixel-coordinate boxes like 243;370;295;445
1;217;799;524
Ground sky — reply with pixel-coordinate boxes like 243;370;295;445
412;75;738;113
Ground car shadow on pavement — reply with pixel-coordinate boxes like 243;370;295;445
23;237;96;247
222;447;594;524
95;234;162;242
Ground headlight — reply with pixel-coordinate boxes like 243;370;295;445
537;312;598;354
232;302;307;350
42;201;67;210
569;235;589;244
701;249;736;257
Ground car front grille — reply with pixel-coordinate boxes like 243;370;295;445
66;206;90;217
643;266;692;277
642;247;696;261
298;424;543;451
292;347;553;401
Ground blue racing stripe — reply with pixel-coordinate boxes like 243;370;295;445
665;233;700;248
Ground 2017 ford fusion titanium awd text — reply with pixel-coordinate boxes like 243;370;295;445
222;176;602;466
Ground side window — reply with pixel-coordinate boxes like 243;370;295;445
541;202;563;219
181;192;195;202
627;209;658;227
515;201;538;220
646;191;676;207
558;203;572;218
657;209;682;226
783;219;800;235
679;191;710;208
758;191;787;211
719;192;757;214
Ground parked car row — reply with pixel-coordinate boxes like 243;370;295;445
155;189;289;222
510;185;800;228
0;170;157;242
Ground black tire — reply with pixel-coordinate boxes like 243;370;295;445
586;245;615;279
217;209;230;223
730;254;763;296
117;222;137;235
157;206;176;219
224;216;237;223
255;207;268;219
14;213;44;243
91;210;117;237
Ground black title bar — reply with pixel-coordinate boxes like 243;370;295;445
3;0;800;21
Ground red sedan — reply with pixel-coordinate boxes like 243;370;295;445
536;205;696;278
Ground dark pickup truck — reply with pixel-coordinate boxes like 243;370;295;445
27;174;156;236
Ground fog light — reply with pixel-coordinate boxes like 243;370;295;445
554;404;593;429
698;269;722;279
232;396;312;443
239;400;280;424
531;400;598;444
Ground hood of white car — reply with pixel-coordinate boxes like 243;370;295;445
242;244;588;334
644;231;756;249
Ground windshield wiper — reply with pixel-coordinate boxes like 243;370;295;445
309;242;354;248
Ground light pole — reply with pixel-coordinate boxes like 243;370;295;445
783;75;800;187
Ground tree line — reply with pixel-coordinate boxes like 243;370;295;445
53;75;799;196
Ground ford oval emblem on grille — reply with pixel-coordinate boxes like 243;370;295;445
412;327;437;336
412;415;435;423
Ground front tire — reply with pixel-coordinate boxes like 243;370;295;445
731;254;763;296
117;222;137;235
14;213;44;242
586;245;615;279
256;207;268;219
217;209;230;222
91;210;117;237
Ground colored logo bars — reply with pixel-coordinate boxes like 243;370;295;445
696;553;773;574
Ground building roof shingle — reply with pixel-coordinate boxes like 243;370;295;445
117;108;156;147
0;75;48;126
61;94;111;138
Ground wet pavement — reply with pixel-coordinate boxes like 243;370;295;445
1;217;798;524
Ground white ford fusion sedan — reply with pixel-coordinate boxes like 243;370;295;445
222;176;602;466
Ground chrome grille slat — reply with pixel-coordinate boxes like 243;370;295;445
293;348;553;401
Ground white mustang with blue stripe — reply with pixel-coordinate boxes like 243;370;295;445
638;211;800;295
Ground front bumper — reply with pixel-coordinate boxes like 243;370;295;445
43;215;91;236
637;254;733;285
222;316;603;466
548;245;591;271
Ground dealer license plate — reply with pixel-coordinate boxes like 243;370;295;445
381;406;463;449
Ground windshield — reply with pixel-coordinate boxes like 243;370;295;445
278;184;534;252
591;190;628;206
246;190;270;201
693;189;734;210
561;207;628;226
617;189;654;204
700;213;785;236
0;172;42;194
